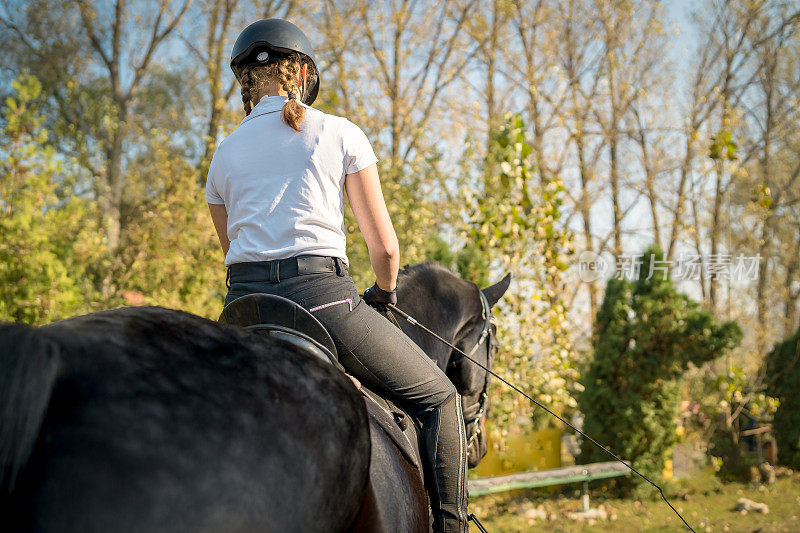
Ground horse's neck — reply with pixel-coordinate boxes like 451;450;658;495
396;282;460;368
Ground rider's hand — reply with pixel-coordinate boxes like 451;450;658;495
362;282;397;311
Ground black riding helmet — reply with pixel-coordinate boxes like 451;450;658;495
230;18;320;106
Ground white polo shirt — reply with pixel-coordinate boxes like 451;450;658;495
206;95;378;266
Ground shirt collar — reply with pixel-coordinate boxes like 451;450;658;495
240;95;288;124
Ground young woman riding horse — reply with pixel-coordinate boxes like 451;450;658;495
205;18;469;532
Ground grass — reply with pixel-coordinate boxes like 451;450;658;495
468;468;800;532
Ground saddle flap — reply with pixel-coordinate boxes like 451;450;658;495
219;293;338;360
361;387;421;473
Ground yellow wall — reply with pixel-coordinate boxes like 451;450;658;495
474;428;563;477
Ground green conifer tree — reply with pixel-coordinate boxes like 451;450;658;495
579;246;742;492
765;324;800;466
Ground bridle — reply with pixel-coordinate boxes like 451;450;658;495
448;290;494;454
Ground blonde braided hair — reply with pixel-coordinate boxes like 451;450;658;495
239;64;256;116
237;54;309;131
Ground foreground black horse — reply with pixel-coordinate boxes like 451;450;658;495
0;263;508;532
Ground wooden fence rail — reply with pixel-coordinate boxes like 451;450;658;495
469;461;631;497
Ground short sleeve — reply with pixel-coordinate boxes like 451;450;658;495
205;146;226;205
343;120;378;175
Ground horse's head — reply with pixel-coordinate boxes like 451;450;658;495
396;263;510;468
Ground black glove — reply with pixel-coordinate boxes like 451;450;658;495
362;282;397;311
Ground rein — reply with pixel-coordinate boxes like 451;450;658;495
385;300;697;533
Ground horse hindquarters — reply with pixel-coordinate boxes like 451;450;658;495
349;415;429;533
10;307;372;533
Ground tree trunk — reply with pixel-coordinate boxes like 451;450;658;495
201;0;224;173
691;193;709;302
104;102;128;252
577;133;596;316
607;63;622;258
609;135;622;257
784;228;800;336
637;121;660;250
756;46;777;352
389;17;402;166
515;0;547;186
708;158;724;312
667;134;695;263
756;212;773;355
483;0;500;182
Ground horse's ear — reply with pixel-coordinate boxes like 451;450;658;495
481;273;511;308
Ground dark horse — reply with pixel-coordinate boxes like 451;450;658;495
0;263;509;532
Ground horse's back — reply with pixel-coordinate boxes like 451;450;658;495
6;306;370;533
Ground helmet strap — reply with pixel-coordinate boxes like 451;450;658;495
299;63;307;101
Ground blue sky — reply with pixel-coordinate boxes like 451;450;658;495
665;0;702;78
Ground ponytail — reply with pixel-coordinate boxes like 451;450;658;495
281;90;305;132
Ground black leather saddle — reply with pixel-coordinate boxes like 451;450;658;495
219;293;341;370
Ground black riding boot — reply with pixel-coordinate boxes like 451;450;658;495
418;392;469;533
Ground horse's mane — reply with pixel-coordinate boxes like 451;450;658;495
398;262;453;286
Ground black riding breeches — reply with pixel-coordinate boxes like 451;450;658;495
225;266;469;533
